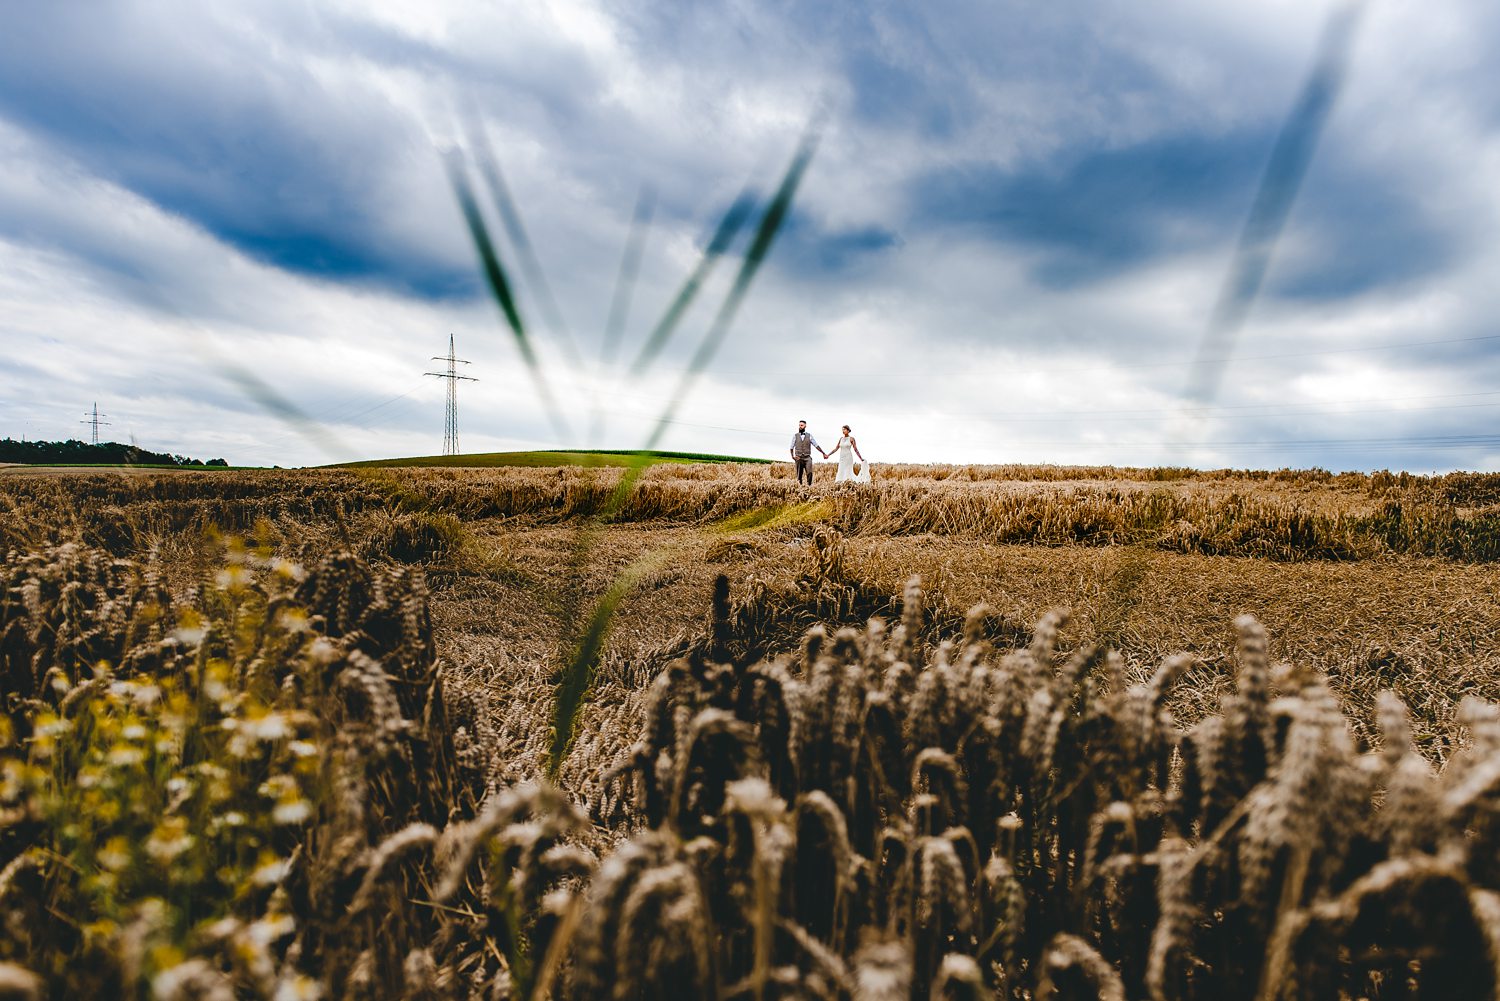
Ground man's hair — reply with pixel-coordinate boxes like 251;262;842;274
798;420;806;423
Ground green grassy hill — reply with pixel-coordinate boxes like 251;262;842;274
334;449;771;469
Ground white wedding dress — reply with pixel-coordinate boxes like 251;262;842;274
833;436;871;483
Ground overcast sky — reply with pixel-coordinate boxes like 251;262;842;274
2;0;1498;471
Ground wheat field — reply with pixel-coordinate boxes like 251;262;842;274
3;462;1500;999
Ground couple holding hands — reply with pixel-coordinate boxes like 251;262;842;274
789;420;870;485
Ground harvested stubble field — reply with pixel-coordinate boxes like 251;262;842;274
4;460;1500;999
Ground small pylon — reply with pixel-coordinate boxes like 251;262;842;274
81;402;111;445
425;335;477;455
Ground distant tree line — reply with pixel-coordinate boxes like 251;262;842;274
0;438;228;467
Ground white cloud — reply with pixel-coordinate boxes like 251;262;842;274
1;0;1498;471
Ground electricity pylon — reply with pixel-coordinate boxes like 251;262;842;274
425;335;477;455
81;402;111;445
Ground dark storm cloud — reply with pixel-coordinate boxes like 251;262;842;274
1266;155;1459;301
613;0;1180;139
2;0;1497;471
773;211;903;278
910;131;1268;288
907;123;1458;297
0;4;473;299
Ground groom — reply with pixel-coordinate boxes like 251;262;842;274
789;420;825;486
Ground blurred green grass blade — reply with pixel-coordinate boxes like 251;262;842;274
548;454;657;776
214;358;347;460
445;151;573;443
644;128;819;450
447;153;528;344
92;265;355;463
1110;6;1365;665
1184;1;1363;406
552;123;818;773
602;186;656;368
591;186;656;444
461;109;585;370
548;552;655;778
626;188;758;377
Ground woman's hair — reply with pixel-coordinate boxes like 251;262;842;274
842;425;851;433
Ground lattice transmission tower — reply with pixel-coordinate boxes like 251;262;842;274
81;402;111;445
425;335;477;455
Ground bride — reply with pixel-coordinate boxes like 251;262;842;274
831;425;871;483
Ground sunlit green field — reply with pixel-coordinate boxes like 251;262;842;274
334;448;770;469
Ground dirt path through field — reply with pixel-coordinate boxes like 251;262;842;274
431;521;1500;763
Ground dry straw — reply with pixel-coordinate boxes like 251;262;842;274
7;533;1500;998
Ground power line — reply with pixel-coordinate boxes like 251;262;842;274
250;381;432;453
424;334;477;456
330;386;426;426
